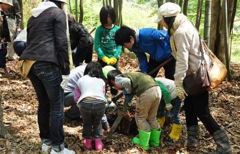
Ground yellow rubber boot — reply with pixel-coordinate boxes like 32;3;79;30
157;116;165;128
169;123;183;140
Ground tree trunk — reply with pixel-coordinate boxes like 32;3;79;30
209;0;220;52
103;0;106;7
179;0;183;8
118;0;123;26
114;0;119;25
18;0;24;29
157;0;164;30
195;0;203;30
69;0;72;14
210;0;237;64
79;0;83;23
75;0;78;21
183;0;188;16
204;0;211;46
223;0;232;80
0;92;11;139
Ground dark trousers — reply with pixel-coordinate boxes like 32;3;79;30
148;56;176;79
0;43;7;69
80;99;106;138
73;45;93;66
28;62;65;146
184;90;220;134
13;41;26;57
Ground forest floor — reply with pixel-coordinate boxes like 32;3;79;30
0;53;240;154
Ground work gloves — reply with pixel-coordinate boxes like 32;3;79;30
176;86;188;100
102;56;118;65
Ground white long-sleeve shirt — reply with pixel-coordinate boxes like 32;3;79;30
76;75;106;103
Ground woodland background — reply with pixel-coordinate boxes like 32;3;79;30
0;0;239;153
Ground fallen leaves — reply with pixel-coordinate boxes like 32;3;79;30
0;55;239;153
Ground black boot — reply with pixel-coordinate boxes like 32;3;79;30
187;125;200;150
212;128;232;154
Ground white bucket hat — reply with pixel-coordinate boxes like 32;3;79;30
0;0;13;6
154;2;181;23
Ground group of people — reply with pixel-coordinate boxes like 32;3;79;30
0;0;232;153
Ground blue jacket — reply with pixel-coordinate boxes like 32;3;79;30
131;28;172;73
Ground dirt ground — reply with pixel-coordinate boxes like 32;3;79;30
0;53;239;154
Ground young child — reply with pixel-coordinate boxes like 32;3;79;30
155;77;183;141
94;5;122;68
74;62;107;151
107;70;161;150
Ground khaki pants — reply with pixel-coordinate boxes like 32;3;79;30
135;86;161;132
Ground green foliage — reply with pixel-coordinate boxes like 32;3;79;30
22;0;41;27
22;0;239;63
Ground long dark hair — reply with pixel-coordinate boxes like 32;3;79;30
100;5;116;25
84;62;105;79
163;16;176;35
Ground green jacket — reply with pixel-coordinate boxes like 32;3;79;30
94;25;122;59
123;72;158;97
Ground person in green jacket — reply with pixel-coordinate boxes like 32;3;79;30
94;5;122;68
107;70;161;150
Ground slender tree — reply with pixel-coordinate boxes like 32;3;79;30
69;0;72;14
204;0;211;46
79;0;83;23
75;0;78;21
157;0;164;30
195;0;203;30
178;0;183;8
210;0;237;64
223;0;232;80
183;0;188;16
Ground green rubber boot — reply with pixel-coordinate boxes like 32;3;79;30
132;130;151;150
149;129;161;147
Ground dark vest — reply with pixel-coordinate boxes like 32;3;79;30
123;72;158;96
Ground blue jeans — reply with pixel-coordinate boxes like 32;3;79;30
13;41;26;56
28;62;65;149
64;92;74;107
80;99;106;138
157;97;182;124
0;43;7;69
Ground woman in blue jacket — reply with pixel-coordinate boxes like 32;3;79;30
115;26;175;78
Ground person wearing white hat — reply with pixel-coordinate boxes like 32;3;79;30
155;2;232;153
19;0;75;153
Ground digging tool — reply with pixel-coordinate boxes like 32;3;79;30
107;56;174;138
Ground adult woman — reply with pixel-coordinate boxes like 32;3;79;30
20;0;74;153
155;2;231;153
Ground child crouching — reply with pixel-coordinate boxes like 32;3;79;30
74;62;106;151
108;70;161;150
155;78;183;141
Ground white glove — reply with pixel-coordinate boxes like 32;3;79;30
166;103;173;111
61;75;69;89
176;86;188;100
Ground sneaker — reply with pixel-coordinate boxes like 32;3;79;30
50;148;75;154
42;143;51;153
